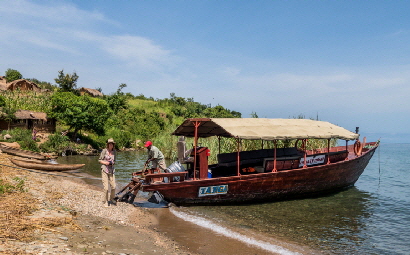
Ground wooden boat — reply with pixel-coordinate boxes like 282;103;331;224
142;118;379;205
12;156;53;164
10;158;85;171
0;144;54;160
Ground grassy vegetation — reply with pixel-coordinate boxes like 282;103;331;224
0;88;242;154
0;71;335;157
0;128;39;151
0;90;53;113
0;177;27;194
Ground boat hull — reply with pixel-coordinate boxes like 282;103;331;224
10;158;85;171
0;145;49;160
143;146;377;205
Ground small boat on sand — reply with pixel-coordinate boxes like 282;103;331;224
140;118;379;205
0;144;55;160
10;158;85;171
12;156;53;164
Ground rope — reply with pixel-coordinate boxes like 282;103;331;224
378;141;381;187
0;162;102;180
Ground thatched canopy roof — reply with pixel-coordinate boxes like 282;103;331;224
79;87;103;97
173;118;359;141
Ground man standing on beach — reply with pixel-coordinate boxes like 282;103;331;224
144;141;167;173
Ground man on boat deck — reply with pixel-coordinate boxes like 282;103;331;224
144;141;167;173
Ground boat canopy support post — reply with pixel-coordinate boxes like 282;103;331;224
303;139;308;168
327;139;331;164
193;120;201;180
236;138;241;176
218;136;221;155
345;140;348;160
272;140;278;172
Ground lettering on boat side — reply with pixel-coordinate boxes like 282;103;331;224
198;185;228;197
299;155;326;167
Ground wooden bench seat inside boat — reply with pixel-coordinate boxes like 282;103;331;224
217;148;303;167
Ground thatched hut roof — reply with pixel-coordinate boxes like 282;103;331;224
7;79;42;92
14;110;48;121
0;76;7;91
79;87;103;97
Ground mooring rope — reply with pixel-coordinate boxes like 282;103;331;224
378;141;381;187
0;162;102;180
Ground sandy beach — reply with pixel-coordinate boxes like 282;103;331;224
0;152;198;255
0;152;311;255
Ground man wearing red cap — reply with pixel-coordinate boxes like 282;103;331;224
144;141;167;173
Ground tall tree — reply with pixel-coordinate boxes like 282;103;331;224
0;95;16;130
5;68;22;82
50;92;112;136
105;83;128;114
54;70;79;93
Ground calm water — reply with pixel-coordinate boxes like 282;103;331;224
58;143;410;254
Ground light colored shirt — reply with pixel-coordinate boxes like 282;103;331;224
148;146;164;161
99;148;116;174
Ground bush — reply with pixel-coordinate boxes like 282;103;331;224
0;177;27;194
5;69;23;82
0;128;38;151
39;133;70;154
0;95;6;107
104;128;134;149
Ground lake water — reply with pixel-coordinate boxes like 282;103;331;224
58;143;410;254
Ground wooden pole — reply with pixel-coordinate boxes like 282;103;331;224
345;140;348;160
327;139;331;164
236;138;241;176
272;140;277;172
303;139;308;168
193;121;201;180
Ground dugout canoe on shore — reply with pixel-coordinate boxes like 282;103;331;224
0;144;56;160
10;158;85;171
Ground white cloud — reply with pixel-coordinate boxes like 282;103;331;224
0;0;177;74
101;35;173;69
1;0;109;26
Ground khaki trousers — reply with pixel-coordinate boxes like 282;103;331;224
152;159;167;172
102;171;116;203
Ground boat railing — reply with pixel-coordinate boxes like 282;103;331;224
145;171;188;184
217;147;303;167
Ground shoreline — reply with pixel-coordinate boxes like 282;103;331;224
0;153;195;255
1;153;312;255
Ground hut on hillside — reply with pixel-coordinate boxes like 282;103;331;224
79;87;103;97
0;110;56;133
0;76;7;91
7;79;42;92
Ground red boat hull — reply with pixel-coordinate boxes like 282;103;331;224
143;145;377;205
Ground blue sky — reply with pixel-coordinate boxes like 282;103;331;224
1;0;409;143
